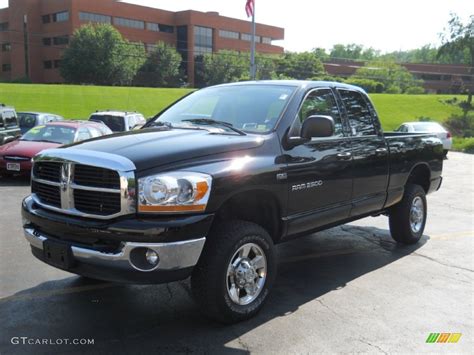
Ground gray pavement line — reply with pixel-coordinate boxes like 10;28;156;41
429;231;473;240
409;252;474;273
0;282;117;304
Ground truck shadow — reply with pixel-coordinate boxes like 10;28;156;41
0;225;427;354
0;175;30;187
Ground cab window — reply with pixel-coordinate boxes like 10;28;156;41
298;89;344;137
338;89;376;136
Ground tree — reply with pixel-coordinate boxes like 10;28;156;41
329;44;380;61
136;42;184;87
353;60;423;93
438;14;474;101
195;50;278;86
61;24;146;85
276;52;325;80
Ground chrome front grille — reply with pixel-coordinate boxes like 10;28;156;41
31;149;136;219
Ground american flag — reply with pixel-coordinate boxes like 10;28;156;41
245;0;255;18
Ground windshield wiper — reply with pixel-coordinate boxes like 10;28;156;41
182;119;246;135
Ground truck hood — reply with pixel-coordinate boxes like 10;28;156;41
63;128;265;171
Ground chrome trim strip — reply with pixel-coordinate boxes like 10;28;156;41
23;227;205;272
32;178;60;187
33;148;136;171
70;184;121;193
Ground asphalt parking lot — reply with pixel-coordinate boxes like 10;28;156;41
0;152;472;354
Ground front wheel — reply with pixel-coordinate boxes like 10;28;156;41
191;220;276;323
389;184;427;244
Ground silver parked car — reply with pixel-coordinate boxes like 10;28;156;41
18;112;64;134
396;122;452;156
89;111;146;132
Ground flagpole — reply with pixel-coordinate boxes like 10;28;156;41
250;2;256;80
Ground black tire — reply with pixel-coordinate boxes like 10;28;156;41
443;150;449;158
191;220;276;324
389;184;427;245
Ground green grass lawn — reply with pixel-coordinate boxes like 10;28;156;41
0;83;193;119
0;83;465;131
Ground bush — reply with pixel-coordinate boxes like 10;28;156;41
386;85;402;94
444;114;474;137
344;78;385;93
405;86;425;94
452;137;474;153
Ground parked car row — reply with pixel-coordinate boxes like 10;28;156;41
0;105;146;177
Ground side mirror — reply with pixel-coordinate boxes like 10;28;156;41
3;136;18;144
301;115;335;139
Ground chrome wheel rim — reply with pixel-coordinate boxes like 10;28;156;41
410;196;424;233
226;242;267;306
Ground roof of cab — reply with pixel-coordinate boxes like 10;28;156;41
210;80;366;93
91;111;141;116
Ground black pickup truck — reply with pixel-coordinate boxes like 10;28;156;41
22;81;443;323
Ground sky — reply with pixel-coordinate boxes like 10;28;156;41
0;0;472;53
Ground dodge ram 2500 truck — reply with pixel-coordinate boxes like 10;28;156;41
22;81;443;323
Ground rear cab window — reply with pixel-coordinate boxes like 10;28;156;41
2;110;18;128
89;114;125;132
338;89;377;136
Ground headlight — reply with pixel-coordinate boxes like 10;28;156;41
138;172;212;213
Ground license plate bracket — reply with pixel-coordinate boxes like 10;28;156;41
43;239;74;269
6;163;20;171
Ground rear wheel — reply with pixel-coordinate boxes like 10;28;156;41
389;184;427;245
191;220;276;323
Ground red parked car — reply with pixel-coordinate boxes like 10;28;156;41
0;120;112;176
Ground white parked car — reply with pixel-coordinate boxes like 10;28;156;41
396;122;452;155
89;111;146;133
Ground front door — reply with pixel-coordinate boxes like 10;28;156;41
283;88;353;237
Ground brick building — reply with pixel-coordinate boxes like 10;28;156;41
324;59;474;94
0;0;284;85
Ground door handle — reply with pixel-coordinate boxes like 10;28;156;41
375;148;387;154
337;152;352;160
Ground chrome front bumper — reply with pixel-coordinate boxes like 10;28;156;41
24;227;206;275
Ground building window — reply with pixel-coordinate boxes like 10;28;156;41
219;30;239;40
0;22;8;32
42;15;51;24
43;38;51;46
194;26;213;55
52;11;69;22
2;64;11;72
241;33;260;42
146;23;174;33
54;60;61;68
1;43;11;52
79;12;111;24
43;61;52;69
114;17;145;30
53;36;69;45
262;37;272;44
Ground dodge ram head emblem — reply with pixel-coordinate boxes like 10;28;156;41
60;163;71;191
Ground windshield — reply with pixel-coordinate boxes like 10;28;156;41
413;123;445;132
18;113;37;128
21;125;76;144
153;85;296;134
90;115;125;132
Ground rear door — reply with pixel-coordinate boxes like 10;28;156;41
337;89;389;216
284;87;353;236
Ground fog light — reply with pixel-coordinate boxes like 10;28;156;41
146;249;159;266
